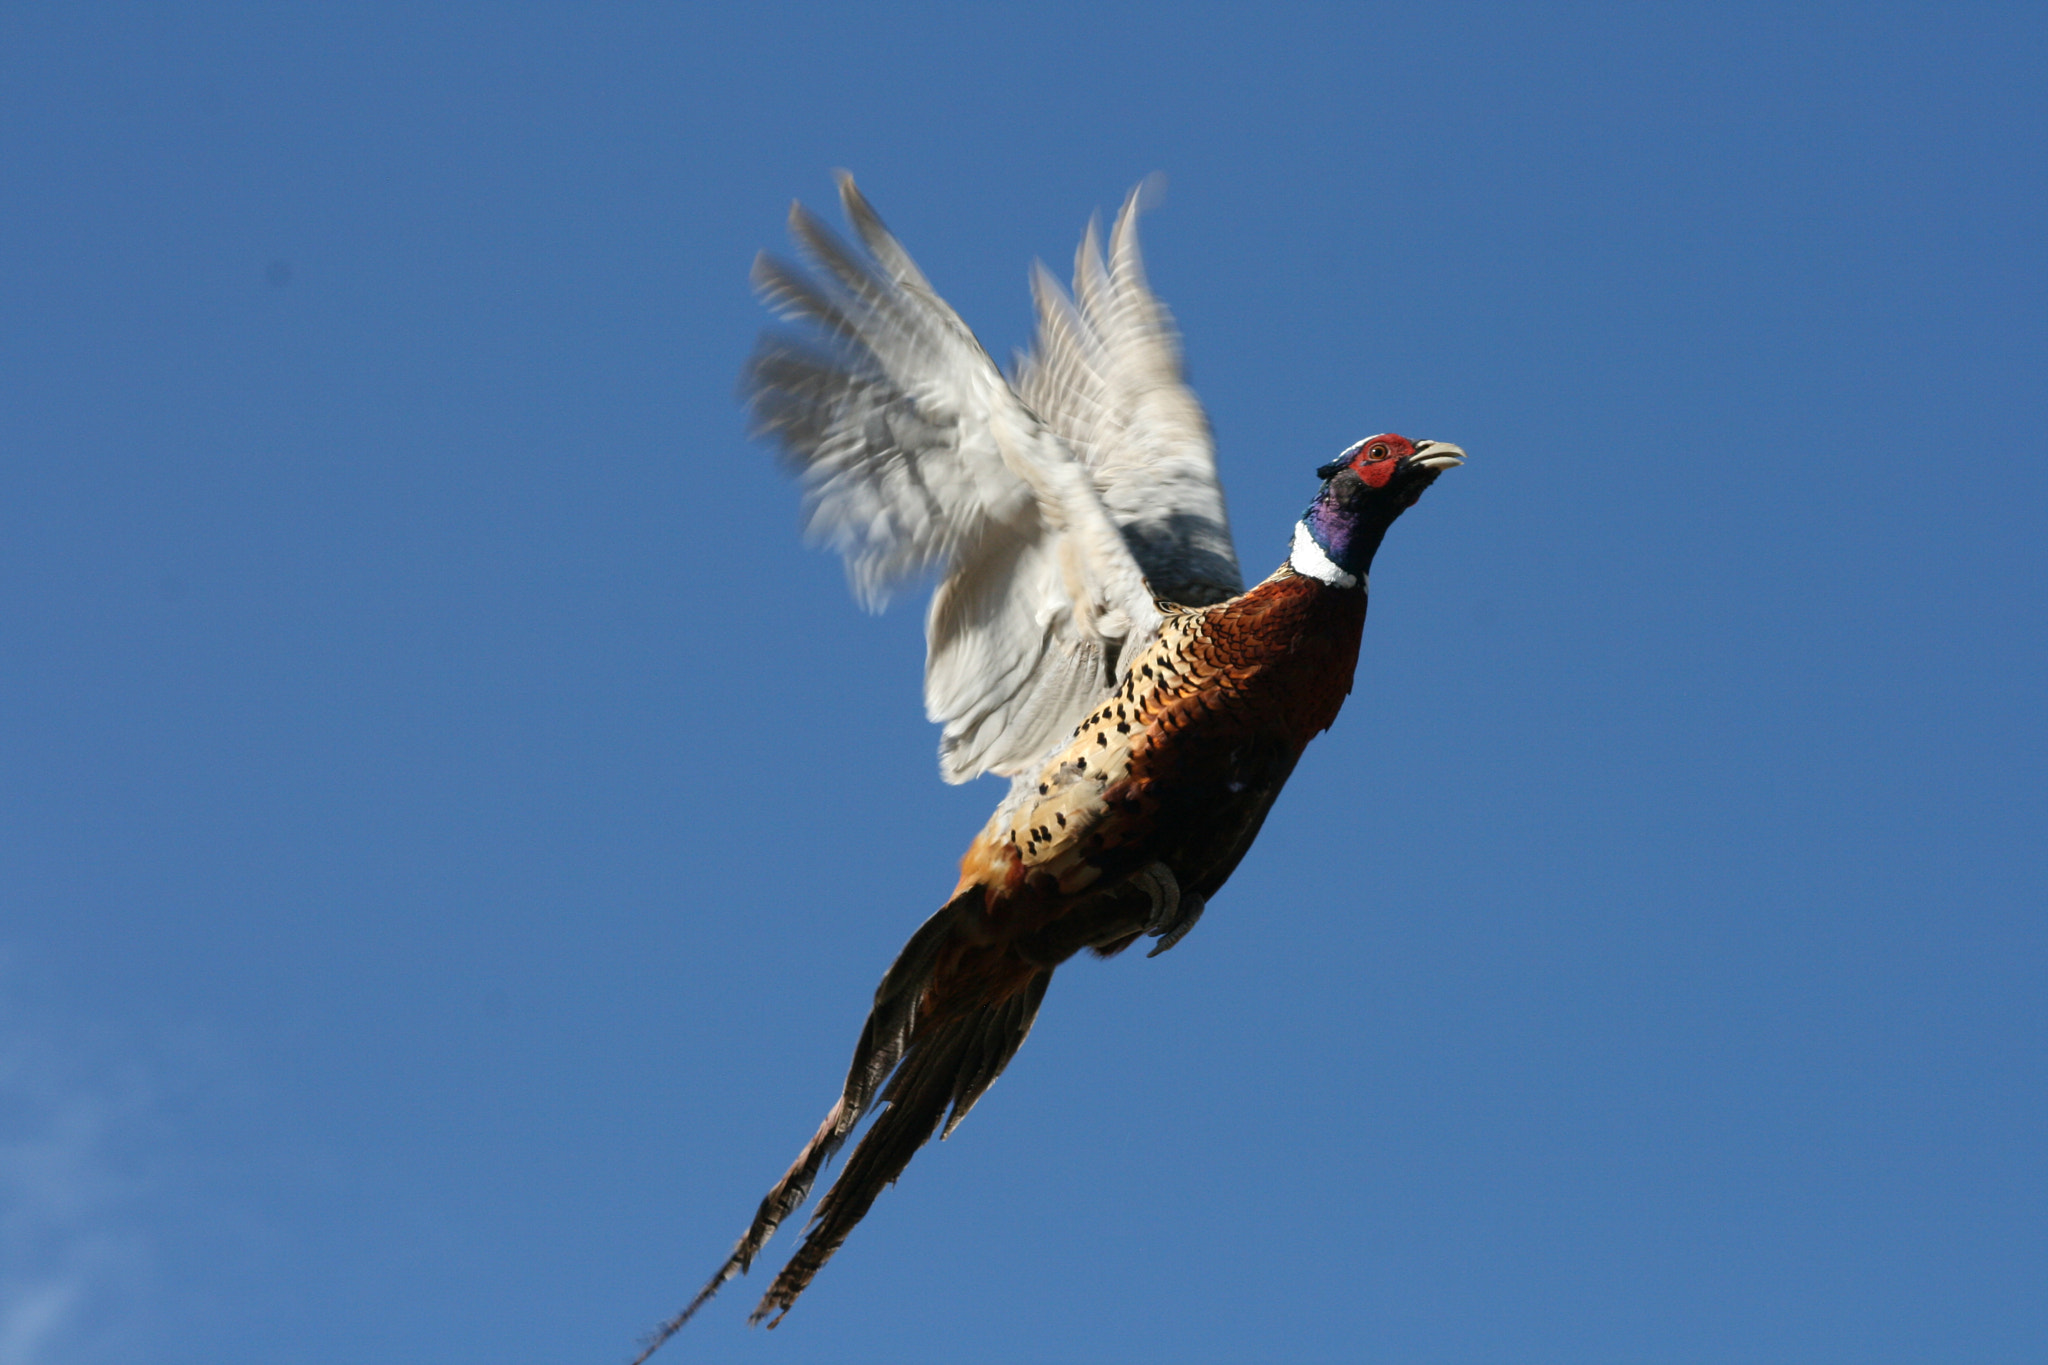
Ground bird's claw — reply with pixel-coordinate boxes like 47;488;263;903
1146;894;1204;956
1133;862;1205;957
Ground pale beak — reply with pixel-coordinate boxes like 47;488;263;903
1410;441;1466;473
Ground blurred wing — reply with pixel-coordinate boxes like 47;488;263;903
1014;184;1242;607
745;174;1162;784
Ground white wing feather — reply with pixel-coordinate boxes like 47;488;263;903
746;175;1163;783
1015;185;1242;607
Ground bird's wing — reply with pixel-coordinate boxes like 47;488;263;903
746;174;1162;784
1013;185;1242;608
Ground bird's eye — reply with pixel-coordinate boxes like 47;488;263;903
1369;444;1389;459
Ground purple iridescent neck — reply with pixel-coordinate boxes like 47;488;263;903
1293;480;1394;586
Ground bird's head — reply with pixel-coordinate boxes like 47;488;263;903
1293;434;1465;585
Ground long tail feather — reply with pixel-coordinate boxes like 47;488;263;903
749;965;1052;1326
633;888;1047;1358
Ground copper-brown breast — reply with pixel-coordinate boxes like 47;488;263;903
967;568;1367;909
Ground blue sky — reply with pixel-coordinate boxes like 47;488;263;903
3;3;2043;1361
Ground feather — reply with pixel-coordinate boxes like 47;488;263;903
628;894;979;1363
1015;186;1242;608
634;892;1053;1354
742;176;1167;783
748;963;1053;1327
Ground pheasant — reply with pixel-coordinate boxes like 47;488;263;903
633;175;1462;1358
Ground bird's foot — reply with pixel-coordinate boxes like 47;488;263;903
1133;862;1206;957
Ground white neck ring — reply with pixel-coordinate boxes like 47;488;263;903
1289;520;1362;589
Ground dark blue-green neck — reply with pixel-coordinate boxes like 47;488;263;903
1299;477;1396;580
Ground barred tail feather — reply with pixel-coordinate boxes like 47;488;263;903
750;966;1052;1326
632;888;1046;1359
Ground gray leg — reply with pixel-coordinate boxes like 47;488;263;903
1145;893;1205;956
1132;862;1206;957
1132;861;1178;928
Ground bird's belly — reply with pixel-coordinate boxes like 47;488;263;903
967;677;1302;921
957;577;1362;951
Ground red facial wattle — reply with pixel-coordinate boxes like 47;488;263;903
1350;433;1417;489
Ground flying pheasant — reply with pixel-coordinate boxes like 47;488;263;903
634;175;1462;1358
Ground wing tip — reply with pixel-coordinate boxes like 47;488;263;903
831;166;864;219
1133;170;1168;214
